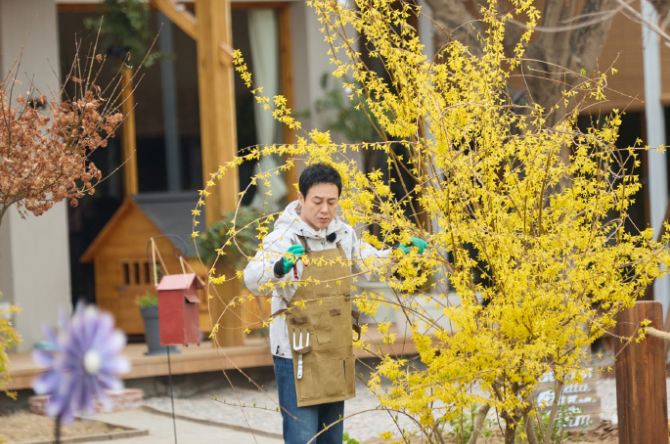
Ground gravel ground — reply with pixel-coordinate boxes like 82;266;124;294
143;359;419;442
143;380;625;442
141;351;650;442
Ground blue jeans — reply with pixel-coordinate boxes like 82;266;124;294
273;355;344;444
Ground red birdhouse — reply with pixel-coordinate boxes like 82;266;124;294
156;273;203;346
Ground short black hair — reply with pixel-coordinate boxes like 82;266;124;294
299;163;342;197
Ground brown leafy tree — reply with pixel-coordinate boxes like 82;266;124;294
0;49;124;227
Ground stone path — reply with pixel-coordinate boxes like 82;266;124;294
93;408;283;444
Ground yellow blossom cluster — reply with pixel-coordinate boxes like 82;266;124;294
0;293;20;400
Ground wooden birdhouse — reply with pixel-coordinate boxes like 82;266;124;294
80;193;211;335
156;273;203;346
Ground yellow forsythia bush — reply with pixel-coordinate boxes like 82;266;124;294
0;292;20;398
194;0;670;442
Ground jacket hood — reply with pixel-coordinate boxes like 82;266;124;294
274;200;345;240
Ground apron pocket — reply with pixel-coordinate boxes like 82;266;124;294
313;359;346;399
345;356;356;395
296;367;314;400
316;326;332;345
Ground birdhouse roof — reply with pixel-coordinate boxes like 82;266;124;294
80;192;199;263
156;273;204;291
133;192;199;250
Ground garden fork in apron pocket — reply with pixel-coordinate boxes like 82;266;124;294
292;327;311;379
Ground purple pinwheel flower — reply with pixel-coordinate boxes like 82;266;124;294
32;302;130;424
32;322;64;403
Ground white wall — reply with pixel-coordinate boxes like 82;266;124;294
289;1;334;137
418;0;434;60
0;0;71;352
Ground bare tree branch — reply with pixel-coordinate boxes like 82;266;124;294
510;0;618;126
648;0;670;29
570;0;618;73
617;0;670;45
423;0;484;56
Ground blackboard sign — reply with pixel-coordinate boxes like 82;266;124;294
534;368;602;431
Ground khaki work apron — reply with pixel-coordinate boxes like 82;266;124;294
285;236;361;407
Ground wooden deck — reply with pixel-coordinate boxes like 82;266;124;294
4;327;417;391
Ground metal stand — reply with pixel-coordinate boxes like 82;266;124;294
167;346;178;444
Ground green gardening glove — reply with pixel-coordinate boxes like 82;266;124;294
399;237;428;254
281;244;305;274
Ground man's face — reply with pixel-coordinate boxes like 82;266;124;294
297;182;340;231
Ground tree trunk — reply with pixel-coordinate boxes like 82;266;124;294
524;413;540;444
504;419;517;444
466;404;491;444
542;380;565;444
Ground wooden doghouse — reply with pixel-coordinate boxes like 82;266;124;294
80;193;210;335
156;273;203;346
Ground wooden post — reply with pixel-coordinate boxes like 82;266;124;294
195;0;243;347
278;5;298;202
120;69;139;195
150;0;197;39
196;0;238;227
614;301;669;444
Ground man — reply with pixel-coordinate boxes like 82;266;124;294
244;163;426;444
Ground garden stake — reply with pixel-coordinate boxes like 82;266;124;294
167;346;178;444
55;413;61;444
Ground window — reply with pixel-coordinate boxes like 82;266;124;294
121;261;153;286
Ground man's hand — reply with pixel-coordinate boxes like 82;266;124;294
399;237;427;254
274;244;306;277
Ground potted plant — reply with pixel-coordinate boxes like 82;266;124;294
135;291;177;355
196;207;273;269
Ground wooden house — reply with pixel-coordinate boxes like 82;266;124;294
80;193;210;335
